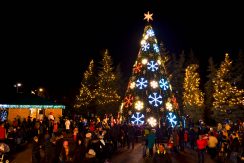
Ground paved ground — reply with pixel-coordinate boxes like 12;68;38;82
10;142;218;163
111;143;216;163
10;143;32;163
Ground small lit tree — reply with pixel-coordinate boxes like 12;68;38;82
213;53;244;112
183;64;204;122
74;60;96;109
95;50;120;114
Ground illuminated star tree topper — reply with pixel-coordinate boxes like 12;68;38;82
144;11;153;22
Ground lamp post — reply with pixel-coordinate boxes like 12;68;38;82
14;83;22;93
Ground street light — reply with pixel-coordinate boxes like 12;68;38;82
14;83;22;93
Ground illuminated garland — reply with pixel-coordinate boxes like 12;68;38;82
96;50;121;105
75;59;96;108
75;84;94;108
0;104;65;109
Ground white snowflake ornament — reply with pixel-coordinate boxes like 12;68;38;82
131;112;145;125
148;92;163;107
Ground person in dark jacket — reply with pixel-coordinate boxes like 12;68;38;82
94;135;108;163
153;143;171;163
46;136;58;163
73;137;86;162
189;128;196;150
32;136;41;163
127;123;136;149
230;133;240;163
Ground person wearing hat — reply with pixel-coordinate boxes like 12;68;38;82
84;149;98;163
85;132;92;149
94;134;107;162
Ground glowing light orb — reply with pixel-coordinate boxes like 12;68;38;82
144;35;149;40
130;82;136;89
147;117;157;127
142;58;148;65
150;80;158;89
157;59;161;65
135;101;144;110
166;101;173;111
141;39;146;45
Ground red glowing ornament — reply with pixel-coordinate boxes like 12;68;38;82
171;96;179;109
124;95;134;108
133;63;142;73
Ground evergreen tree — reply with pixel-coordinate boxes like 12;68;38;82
185;49;199;66
115;63;126;100
170;51;185;115
231;49;244;88
96;49;120;114
159;42;170;76
204;57;216;124
213;53;244;121
183;64;204;122
122;12;178;128
74;60;96;109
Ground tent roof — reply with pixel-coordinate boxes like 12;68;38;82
0;94;65;109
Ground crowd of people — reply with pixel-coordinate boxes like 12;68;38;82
0;114;243;163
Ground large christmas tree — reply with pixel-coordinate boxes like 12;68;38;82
122;12;178;128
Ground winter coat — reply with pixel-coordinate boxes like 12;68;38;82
32;140;41;163
46;142;58;163
230;137;240;152
153;150;172;163
208;136;218;148
197;139;207;150
128;126;136;139
172;131;179;146
147;133;156;149
73;143;86;162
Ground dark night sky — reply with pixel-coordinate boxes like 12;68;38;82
1;1;243;100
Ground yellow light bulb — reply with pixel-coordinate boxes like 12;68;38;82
141;39;146;45
142;58;148;65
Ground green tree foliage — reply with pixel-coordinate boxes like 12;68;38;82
204;57;216;123
95;50;120;115
170;51;185;115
